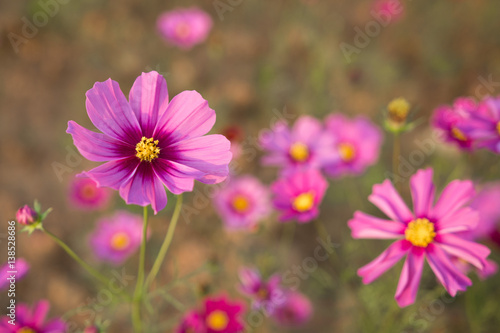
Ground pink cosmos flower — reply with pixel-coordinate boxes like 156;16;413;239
323;113;383;178
16;205;38;225
69;177;112;210
157;8;213;49
0;300;66;332
348;168;491;307
213;176;270;231
272;291;313;327
373;0;404;23
431;97;483;151
89;211;147;265
238;267;285;314
259;116;337;175
67;71;231;214
0;258;29;290
271;169;328;223
462;96;500;153
176;311;205;333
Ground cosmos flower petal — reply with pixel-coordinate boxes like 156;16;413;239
395;247;425;307
85;78;142;144
153;159;196;194
478;260;498;280
129;71;169;137
410;168;435;217
67;121;134;162
426;243;472;296
81;158;139;190
431;180;475;220
292;115;323;142
435;207;479;234
42;319;67;332
358;239;411;284
369;180;413;222
154;90;216;143
348;211;406;239
32;300;50;327
435;233;490;270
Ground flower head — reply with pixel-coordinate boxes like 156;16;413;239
373;0;404;23
67;71;231;214
238;267;285;314
271;291;313;327
0;300;66;332
461;96;500;154
16;205;38;226
271;169;328;223
176;311;206;333
213;176;270;230
259;116;337;175
157;7;212;49
89;211;147;265
323;113;383;178
348;168;491;307
69;177;112;210
0;258;29;291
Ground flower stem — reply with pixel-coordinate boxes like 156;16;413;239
145;194;183;290
132;206;149;333
392;133;401;191
42;227;110;286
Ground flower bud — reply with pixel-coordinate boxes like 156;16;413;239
16;205;38;225
388;97;410;124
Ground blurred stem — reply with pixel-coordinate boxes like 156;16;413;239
132;206;149;333
393;134;401;191
313;219;340;274
145;194;183;290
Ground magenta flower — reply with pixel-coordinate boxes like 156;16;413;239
373;0;404;23
69;177;111;211
67;71;231;214
0;258;29;291
176;311;205;333
0;300;66;332
348;168;491;307
16;205;38;225
323;113;383;178
89;211;147;265
202;295;245;333
271;291;312;327
259;116;337;175
271;169;328;223
213;176;270;230
157;7;212;49
238;267;285;314
462;96;500;153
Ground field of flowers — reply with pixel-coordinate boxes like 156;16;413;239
1;0;500;332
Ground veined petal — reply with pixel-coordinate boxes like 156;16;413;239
153;159;196;194
32;300;50;327
358;239;411;284
426;243;472;296
348;211;406;239
410;168;435;218
435;233;490;270
395;247;425;307
369;180;413;223
85;78;142;144
82;158;139;190
129;71;169;137
67;121;134;162
153;90;215;144
431;180;475;220
435;207;479;234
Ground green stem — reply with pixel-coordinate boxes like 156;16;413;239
392;134;401;191
132;206;149;333
145;194;183;290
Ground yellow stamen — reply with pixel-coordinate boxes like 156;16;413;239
496;122;500;136
292;192;315;212
81;184;97;199
232;195;250;213
387;97;410;122
136;136;160;162
289;142;309;162
338;142;356;162
206;310;229;331
451;127;467;142
175;22;191;38
405;218;436;247
18;329;36;333
110;232;130;251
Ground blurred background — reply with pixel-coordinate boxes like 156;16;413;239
1;0;500;332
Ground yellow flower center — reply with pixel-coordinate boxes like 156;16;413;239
451;127;467;142
81;184;97;199
175;22;191;38
136;137;160;162
18;329;36;333
257;288;268;299
292;192;315;212
388;97;410;122
405;218;436;247
497;121;500;136
289;142;309;162
110;232;130;251
232;195;250;213
338;142;356;162
206;310;229;331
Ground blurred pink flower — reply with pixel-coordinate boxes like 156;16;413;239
259;116;337;175
462;96;500;154
272;291;313;327
0;300;66;332
157;8;213;49
238;267;285;314
323;113;383;178
213;176;270;231
0;258;29;291
176;311;205;333
67;71;231;214
16;205;37;225
69;177;112;210
271;169;328;223
89;211;147;265
349;168;491;307
373;0;405;23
